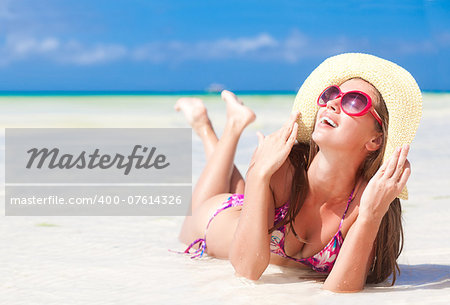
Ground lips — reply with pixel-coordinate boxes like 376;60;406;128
319;116;338;128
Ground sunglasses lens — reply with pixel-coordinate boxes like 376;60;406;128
318;86;340;106
341;92;368;114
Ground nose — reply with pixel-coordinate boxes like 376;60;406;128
326;96;341;113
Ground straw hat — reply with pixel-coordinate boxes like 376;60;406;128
292;53;422;200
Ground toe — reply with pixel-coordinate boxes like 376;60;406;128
221;90;237;101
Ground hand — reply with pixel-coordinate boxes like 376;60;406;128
247;111;300;179
359;144;411;223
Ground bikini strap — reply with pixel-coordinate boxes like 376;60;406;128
338;188;355;231
180;202;232;259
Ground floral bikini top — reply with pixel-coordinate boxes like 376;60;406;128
181;190;354;274
270;189;355;273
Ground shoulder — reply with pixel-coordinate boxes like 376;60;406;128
268;143;309;209
270;158;295;208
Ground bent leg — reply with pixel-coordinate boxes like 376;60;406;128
199;122;245;196
175;91;254;211
190;90;254;210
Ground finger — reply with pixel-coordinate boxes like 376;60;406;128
392;144;410;181
287;122;298;145
282;112;300;140
280;123;298;157
256;131;265;147
384;146;401;178
375;154;391;178
281;113;295;139
397;161;411;191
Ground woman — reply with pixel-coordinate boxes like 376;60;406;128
176;53;422;292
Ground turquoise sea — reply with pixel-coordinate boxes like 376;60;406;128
0;92;449;304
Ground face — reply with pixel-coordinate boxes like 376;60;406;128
312;78;382;152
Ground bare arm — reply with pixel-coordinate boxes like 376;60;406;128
229;169;274;280
229;111;300;280
324;145;410;292
323;217;378;292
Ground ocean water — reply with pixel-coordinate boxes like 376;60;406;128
0;93;449;304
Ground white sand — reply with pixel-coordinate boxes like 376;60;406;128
0;94;449;304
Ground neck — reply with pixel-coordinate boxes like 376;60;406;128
307;148;363;205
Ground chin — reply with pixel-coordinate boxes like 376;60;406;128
312;128;330;145
312;129;347;150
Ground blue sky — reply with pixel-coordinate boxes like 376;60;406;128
0;0;449;91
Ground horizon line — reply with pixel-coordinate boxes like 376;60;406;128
0;89;447;97
0;90;297;96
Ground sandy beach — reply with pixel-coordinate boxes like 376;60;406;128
0;93;449;304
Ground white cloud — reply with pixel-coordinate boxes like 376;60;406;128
212;33;278;54
131;33;279;63
0;29;448;67
63;44;127;65
5;36;59;56
40;38;59;52
0;35;128;66
280;30;309;63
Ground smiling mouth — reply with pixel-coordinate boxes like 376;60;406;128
320;116;337;128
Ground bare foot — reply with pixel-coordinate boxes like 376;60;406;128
221;90;256;129
174;97;212;134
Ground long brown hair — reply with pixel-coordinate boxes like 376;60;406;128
270;78;404;285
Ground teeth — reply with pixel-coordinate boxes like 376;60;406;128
320;116;337;128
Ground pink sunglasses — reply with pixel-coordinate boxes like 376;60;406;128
317;85;382;126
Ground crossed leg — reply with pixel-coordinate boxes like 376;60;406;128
176;91;256;253
174;90;256;211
